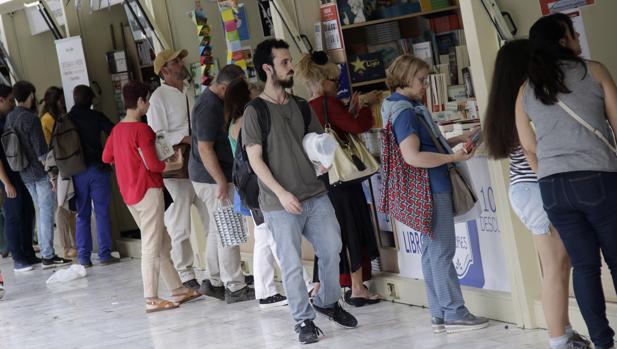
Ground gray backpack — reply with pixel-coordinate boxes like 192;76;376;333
1;122;29;171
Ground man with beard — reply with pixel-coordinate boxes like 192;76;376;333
147;49;208;291
242;39;357;345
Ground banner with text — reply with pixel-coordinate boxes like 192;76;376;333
396;156;511;292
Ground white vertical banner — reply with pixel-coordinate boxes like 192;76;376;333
396;156;511;292
55;37;90;111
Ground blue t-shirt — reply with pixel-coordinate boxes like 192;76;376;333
389;93;452;193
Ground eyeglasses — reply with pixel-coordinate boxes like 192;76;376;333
417;76;430;88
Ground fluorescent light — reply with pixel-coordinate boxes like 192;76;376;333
0;0;14;4
24;1;41;8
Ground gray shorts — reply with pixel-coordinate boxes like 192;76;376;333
509;181;551;235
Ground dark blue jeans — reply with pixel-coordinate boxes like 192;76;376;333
73;166;112;264
3;177;36;264
539;171;617;349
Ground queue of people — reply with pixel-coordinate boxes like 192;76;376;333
1;13;616;347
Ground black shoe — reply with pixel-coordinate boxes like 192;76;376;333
343;289;381;307
182;279;201;291
259;293;288;309
200;279;225;300
42;255;72;269
245;274;254;286
294;320;323;345
28;256;42;265
225;286;255;304
313;302;358;329
100;256;121;266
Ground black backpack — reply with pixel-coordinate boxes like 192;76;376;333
0;120;29;172
50;115;87;177
233;96;311;210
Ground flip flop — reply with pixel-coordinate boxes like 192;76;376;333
173;289;203;305
146;299;179;313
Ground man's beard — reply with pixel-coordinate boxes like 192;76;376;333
273;68;294;89
275;76;294;89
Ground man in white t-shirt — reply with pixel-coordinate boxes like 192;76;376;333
146;49;208;291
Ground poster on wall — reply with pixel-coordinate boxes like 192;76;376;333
236;4;250;41
258;0;273;37
55;36;90;111
25;0;66;36
396;156;511;292
539;0;594;15
320;2;346;63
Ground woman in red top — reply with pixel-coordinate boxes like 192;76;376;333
102;81;201;313
297;51;381;306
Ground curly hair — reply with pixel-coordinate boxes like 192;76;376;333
296;51;340;94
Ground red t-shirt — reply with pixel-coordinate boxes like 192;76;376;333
102;121;165;205
309;96;374;137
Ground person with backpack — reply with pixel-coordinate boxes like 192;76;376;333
67;85;115;267
3;81;70;269
40;86;77;260
188;64;253;304
243;39;357;345
103;81;202;313
0;84;38;273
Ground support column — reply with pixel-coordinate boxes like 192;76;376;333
459;0;542;329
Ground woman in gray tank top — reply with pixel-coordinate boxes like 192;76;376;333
516;13;617;349
484;39;589;349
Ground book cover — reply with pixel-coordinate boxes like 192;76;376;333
349;52;386;83
368;41;400;69
337;0;366;25
412;41;433;66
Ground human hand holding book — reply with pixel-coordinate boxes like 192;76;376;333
164;148;183;172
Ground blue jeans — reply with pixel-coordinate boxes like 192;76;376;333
263;194;342;324
25;177;57;259
3;177;36;264
539;171;617;349
73;166;112;263
421;192;469;321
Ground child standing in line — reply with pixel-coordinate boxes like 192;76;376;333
102;81;201;313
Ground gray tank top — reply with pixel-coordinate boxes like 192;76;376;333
522;61;617;179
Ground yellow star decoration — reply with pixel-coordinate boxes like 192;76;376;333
351;57;366;73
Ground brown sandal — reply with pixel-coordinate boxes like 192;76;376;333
172;288;203;305
145;299;179;313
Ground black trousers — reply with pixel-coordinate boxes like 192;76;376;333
3;176;36;264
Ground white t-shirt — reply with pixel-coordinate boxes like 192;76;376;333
147;84;195;146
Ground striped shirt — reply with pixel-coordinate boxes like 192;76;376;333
509;146;537;185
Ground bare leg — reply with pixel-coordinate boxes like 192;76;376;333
534;225;571;338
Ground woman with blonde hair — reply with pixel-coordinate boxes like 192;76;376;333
297;51;381;306
380;54;487;332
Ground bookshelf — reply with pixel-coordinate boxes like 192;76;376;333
352;78;386;88
341;5;459;30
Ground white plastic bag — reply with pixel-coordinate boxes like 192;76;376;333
46;264;87;284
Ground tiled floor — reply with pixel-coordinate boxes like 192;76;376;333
0;257;549;349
